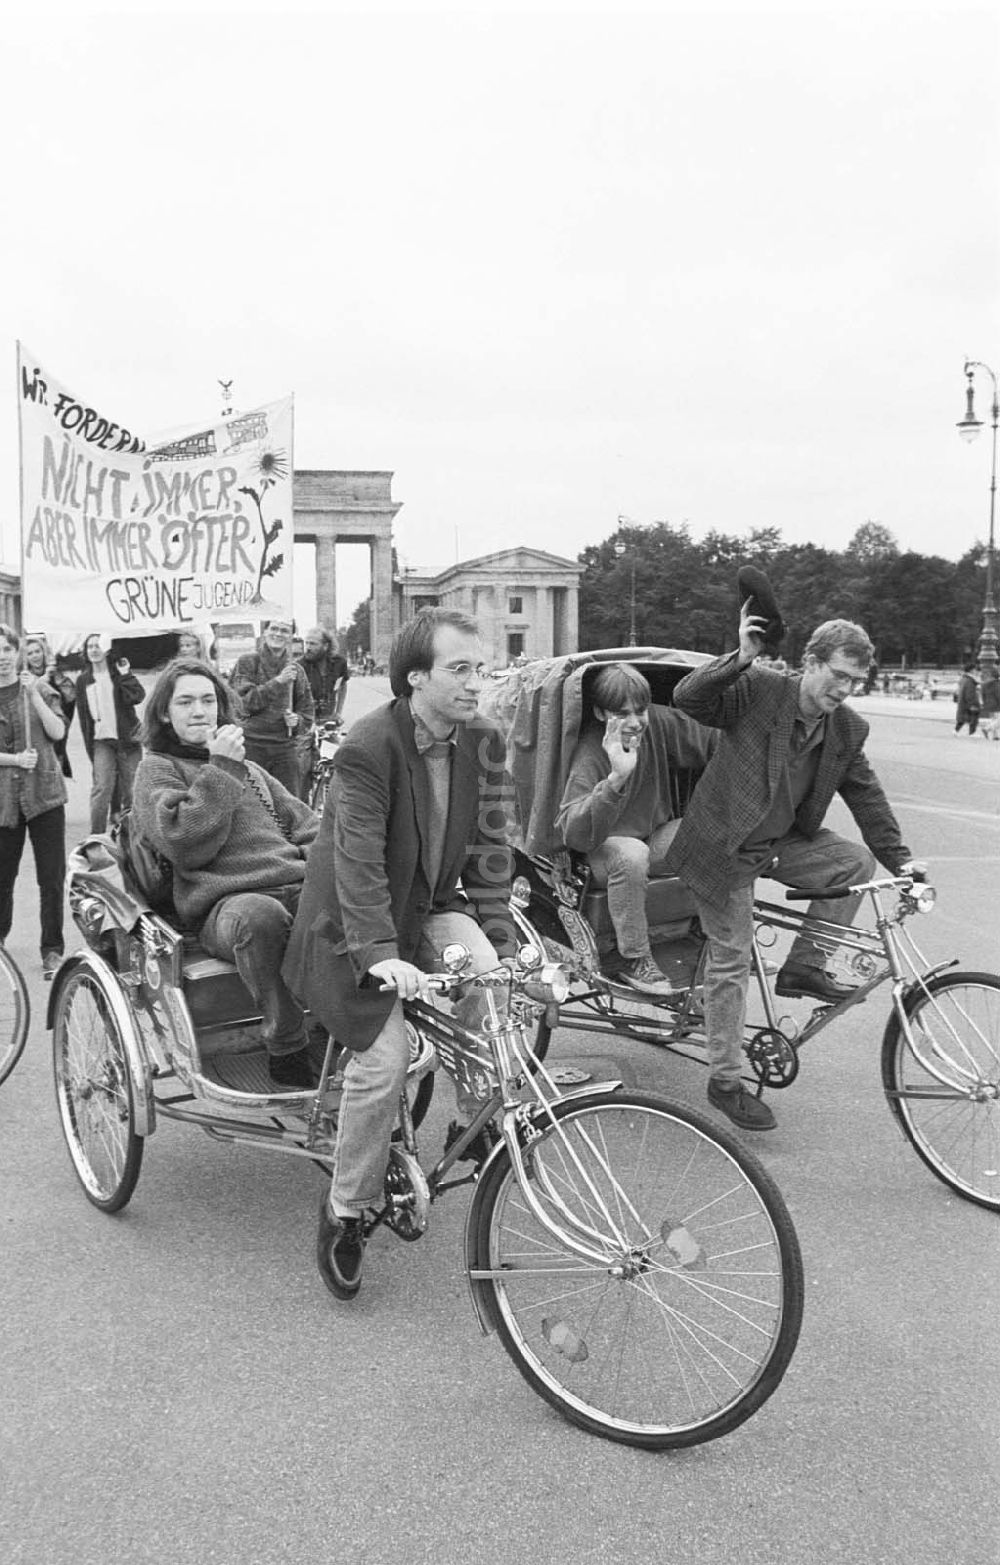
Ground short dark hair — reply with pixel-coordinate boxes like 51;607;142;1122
590;662;651;714
389;608;480;698
142;657;235;748
802;619;875;667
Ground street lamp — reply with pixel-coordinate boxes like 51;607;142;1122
614;514;638;646
957;358;999;677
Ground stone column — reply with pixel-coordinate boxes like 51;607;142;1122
315;534;337;629
533;583;555;658
371;537;395;666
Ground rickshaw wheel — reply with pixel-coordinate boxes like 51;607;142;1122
53;967;143;1212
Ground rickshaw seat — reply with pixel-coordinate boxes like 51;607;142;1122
582;873;698;946
180;939;259;1028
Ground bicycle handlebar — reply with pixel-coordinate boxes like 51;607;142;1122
784;871;927;902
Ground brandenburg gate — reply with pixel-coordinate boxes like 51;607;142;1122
294;470;400;664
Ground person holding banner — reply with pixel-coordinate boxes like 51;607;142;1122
23;633;77;778
75;633;146;834
0;624;68;980
230;620;314;799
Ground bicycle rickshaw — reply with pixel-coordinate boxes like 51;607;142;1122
482;646;1000;1214
49;823;803;1449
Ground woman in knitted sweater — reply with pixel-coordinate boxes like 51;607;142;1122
132;658;320;1090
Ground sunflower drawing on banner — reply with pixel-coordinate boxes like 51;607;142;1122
238;446;290;604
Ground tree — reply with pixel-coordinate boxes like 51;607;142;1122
846;521;899;564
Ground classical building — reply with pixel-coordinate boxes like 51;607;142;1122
397;546;581;666
294;470;399;661
0;570;19;632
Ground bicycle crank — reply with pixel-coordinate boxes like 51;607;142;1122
383;1145;431;1240
745;1028;799;1088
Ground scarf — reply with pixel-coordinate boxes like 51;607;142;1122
149;728;212;762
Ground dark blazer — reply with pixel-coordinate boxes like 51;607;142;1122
666;651;911;908
282;698;515;1050
75;663;145;760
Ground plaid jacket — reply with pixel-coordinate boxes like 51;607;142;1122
665;651;911;908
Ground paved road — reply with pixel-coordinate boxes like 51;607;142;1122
1;685;998;1565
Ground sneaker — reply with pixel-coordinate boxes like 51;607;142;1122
269;1048;318;1090
775;962;856;1004
42;951;61;982
316;1198;365;1299
444;1118;497;1164
707;1078;776;1131
619;954;675;996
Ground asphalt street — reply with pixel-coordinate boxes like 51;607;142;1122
1;679;998;1565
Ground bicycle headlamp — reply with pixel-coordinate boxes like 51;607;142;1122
912;884;936;914
521;962;571;1005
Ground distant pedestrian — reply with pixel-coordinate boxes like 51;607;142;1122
230;619;315;797
22;632;76;777
76;633;146;832
955;662;981;735
0;624;68;980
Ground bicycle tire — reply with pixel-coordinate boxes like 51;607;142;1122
881;970;1000;1211
0;944;30;1087
53;967;143;1212
469;1088;803;1448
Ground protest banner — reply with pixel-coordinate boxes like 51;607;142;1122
17;345;294;636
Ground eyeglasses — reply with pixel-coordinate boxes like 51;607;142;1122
435;660;487;684
825;663;867;692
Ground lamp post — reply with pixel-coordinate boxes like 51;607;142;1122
956;358;999;677
614;514;638;646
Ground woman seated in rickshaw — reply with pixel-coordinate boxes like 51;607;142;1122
131;657;320;1089
554;662;716;995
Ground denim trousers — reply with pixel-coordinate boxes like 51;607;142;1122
90;740;141;833
0;805;66;957
587;819;682;959
243;739;304;800
693;829;876;1086
199;889;306;1057
330;911;499;1217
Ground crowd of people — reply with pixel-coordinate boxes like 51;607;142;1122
2;595;929;1294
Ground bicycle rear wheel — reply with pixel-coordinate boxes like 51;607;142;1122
469;1089;803;1448
0;944;30;1087
881;971;1000;1211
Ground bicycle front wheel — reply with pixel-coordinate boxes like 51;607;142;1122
53;966;143;1211
881;971;1000;1211
470;1090;803;1449
0;944;30;1087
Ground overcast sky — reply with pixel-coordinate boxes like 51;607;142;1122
2;3;998;628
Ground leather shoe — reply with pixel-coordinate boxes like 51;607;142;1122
316;1197;365;1299
775;962;857;1004
269;1048;318;1090
707;1079;776;1131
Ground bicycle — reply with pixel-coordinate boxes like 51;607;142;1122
516;864;1000;1213
52;828;804;1447
372;944;804;1449
305;717;345;813
0;941;30;1087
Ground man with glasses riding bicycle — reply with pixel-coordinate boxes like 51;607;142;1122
283;609;515;1301
666;603;917;1132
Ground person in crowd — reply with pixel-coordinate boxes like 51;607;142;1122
176;629;209;662
954;663;980;734
555;662;716;995
666;603;919;1132
132;658;319;1088
22;632;76;777
283;608;515;1301
297;626;352;795
0;624;68;980
301;626;351;724
230;619;314;798
76;632;145;833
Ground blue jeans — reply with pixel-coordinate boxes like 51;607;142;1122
90;740;140;833
692;829;876;1087
330;911;500;1217
588;820;681;959
199;889;306;1057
